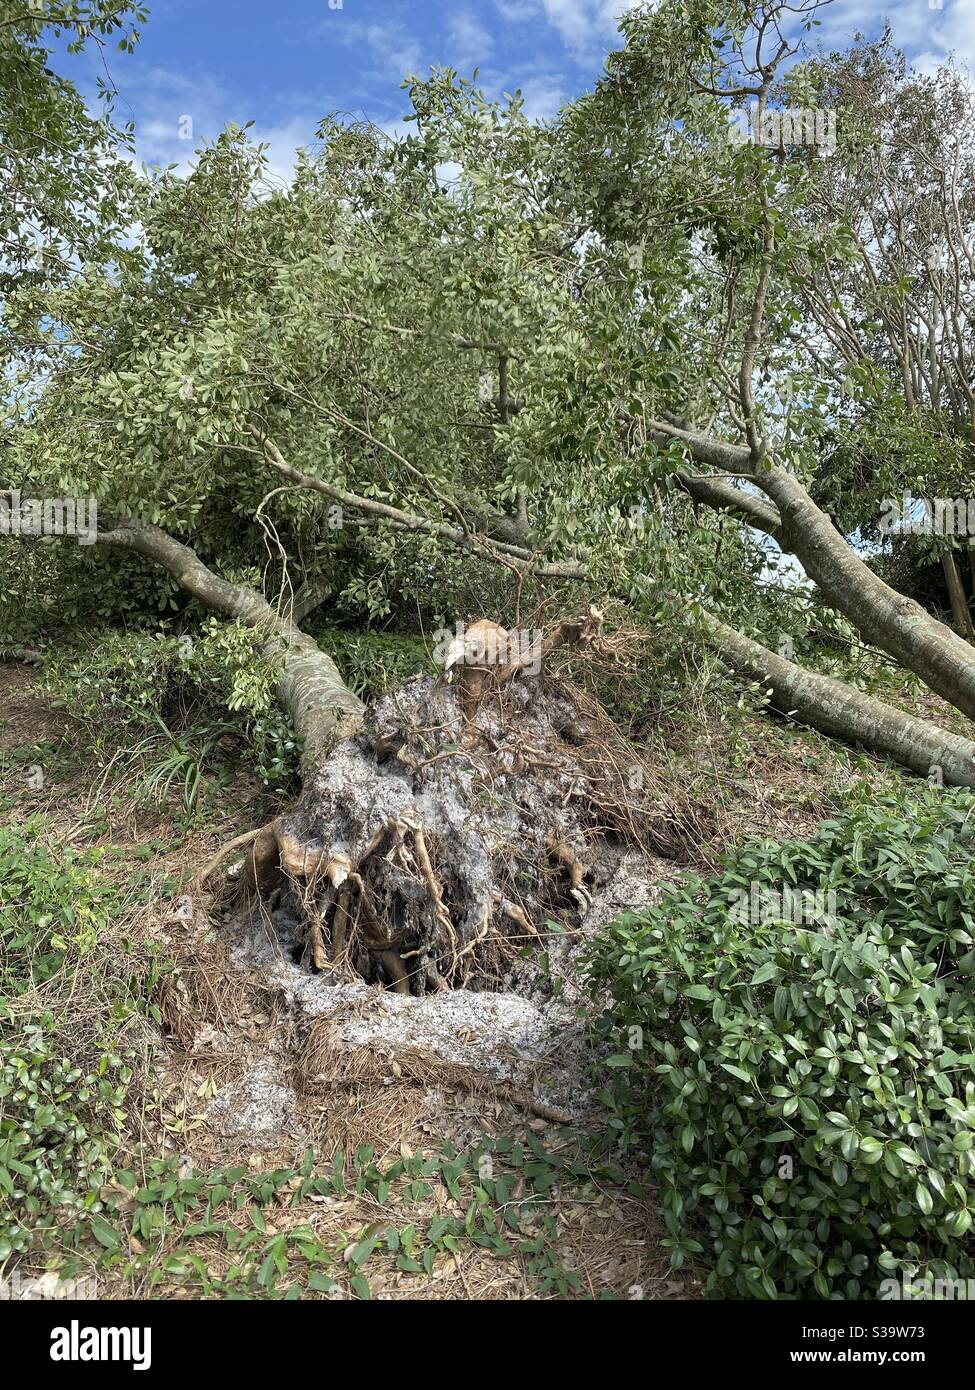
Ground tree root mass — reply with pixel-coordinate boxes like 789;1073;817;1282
240;672;686;994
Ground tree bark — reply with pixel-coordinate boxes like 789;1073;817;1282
96;522;364;765
758;465;975;721
658;418;975;726
942;551;975;643
699;608;975;788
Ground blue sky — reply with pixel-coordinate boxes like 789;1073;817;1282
55;0;975;182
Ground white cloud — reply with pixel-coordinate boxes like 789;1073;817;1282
253;117;321;189
516;72;570;118
448;10;496;70
496;0;639;56
116;64;320;188
540;0;595;49
779;0;975;76
913;0;975;74
118;65;233;169
330;19;424;82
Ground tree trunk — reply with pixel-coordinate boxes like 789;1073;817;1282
758;466;975;720
97;522;364;764
943;551;975;643
667;424;975;725
699;608;975;788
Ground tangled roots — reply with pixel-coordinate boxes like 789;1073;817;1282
238;669;691;994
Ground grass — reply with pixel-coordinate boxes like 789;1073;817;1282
77;1135;655;1300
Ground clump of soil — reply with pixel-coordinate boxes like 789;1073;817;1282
241;671;692;996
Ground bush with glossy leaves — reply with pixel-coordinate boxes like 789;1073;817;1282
586;788;975;1298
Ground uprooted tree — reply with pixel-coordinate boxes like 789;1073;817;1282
6;0;975;990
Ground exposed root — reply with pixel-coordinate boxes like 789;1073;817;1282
409;820;459;974
493;892;537;936
241;821;282;898
226;612;698;994
197;826;264;886
294;1020;573;1125
546;833;592;912
331;886;351;966
303;888;333;972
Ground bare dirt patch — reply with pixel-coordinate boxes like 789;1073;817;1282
0;659;70;750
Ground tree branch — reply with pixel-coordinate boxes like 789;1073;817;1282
248;427;586;580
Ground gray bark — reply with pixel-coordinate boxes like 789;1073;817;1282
97;522;364;764
759;465;975;723
655;416;975;727
700;608;975;788
942;551;975;643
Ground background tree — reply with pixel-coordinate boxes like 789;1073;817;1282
0;1;144;290
790;37;975;639
552;0;975;739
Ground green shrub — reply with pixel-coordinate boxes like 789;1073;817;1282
0;819;120;1000
0;1026;132;1259
586;787;975;1298
312;626;431;702
45;621;300;795
0;823;137;1260
0;540;178;653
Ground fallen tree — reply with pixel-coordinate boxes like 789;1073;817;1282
670;432;975;723
83;506;975;993
9;0;975;993
93;518;702;991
